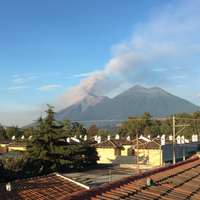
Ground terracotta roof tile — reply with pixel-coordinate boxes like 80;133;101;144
93;140;123;148
58;154;200;200
7;141;26;147
0;172;89;200
0;139;13;144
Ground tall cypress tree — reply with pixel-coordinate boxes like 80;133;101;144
21;104;98;173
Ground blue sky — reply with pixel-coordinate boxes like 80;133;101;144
0;0;200;127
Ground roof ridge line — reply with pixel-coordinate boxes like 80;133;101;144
55;172;90;189
152;140;161;146
110;140;118;147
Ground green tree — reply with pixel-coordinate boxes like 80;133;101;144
116;112;152;139
57;120;87;138
6;125;22;139
22;126;37;139
98;130;109;138
88;124;98;138
192;110;200;135
0;156;43;183
21;104;98;172
0;125;7;139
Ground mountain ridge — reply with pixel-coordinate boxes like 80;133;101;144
54;85;200;128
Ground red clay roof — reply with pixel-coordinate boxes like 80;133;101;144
138;140;161;149
93;140;123;148
0;172;89;200
0;139;13;144
0;139;27;147
58;154;200;200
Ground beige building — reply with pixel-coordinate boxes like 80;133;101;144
93;139;135;164
92;134;199;167
0;139;27;154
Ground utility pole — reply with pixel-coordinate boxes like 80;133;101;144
172;115;190;164
137;133;139;173
173;116;176;164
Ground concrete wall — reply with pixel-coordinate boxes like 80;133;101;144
0;144;8;147
97;148;117;164
96;142;199;165
0;147;8;153
135;149;162;166
162;144;188;162
184;141;200;152
121;145;134;156
115;148;121;156
112;156;137;165
8;146;26;151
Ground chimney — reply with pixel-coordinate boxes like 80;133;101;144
84;135;87;141
177;135;181;144
181;136;185;144
6;182;12;192
12;135;16;140
127;136;130;141
157;135;160;138
97;136;102;143
29;135;32;140
67;137;71;143
169;135;173;141
115;134;120;140
161;134;165;145
94;135;98;141
79;135;82;139
195;134;198;142
21;135;25;139
192;134;195;142
107;135;110;140
147;135;150;139
74;135;77;138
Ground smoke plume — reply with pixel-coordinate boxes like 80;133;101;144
57;0;200;108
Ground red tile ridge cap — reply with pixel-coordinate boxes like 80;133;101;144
58;154;200;200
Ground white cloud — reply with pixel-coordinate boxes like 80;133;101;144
74;73;90;77
13;79;27;83
57;0;200;108
65;76;74;79
198;94;200;97
37;85;61;91
43;73;60;76
152;69;167;72
169;76;187;79
28;76;39;79
8;86;29;90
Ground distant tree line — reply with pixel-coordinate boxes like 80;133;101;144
116;111;200;139
0;125;23;140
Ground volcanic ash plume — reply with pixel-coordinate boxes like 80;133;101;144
57;0;200;109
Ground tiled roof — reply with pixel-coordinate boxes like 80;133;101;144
153;139;174;146
86;138;97;144
0;139;27;147
114;140;135;145
137;139;186;149
58;154;200;200
138;140;161;149
93;140;123;148
132;139;149;145
0;172;89;200
7;141;26;147
0;139;13;144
